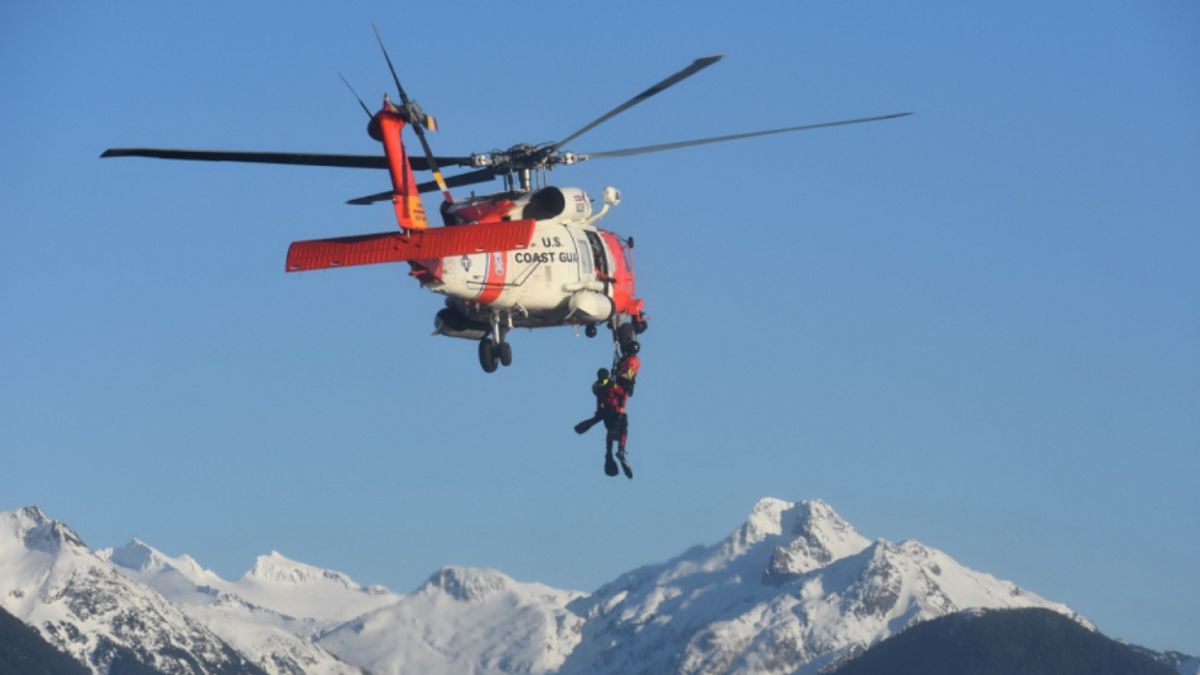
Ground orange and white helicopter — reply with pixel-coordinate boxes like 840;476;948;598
103;30;910;373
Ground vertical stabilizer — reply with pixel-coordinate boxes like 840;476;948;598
369;98;429;231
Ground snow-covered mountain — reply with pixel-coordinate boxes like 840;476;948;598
317;566;585;675
1;499;1191;675
0;506;264;675
99;540;399;627
556;498;1087;675
97;540;365;675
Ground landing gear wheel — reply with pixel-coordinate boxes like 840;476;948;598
498;341;513;367
585;324;598;338
478;339;499;373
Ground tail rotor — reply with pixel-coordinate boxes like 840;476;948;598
371;23;452;203
339;73;373;119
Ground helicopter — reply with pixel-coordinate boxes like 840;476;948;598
102;29;911;373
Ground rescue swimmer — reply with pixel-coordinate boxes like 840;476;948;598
576;333;642;479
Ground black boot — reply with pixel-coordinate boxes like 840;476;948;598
604;449;619;477
617;447;633;479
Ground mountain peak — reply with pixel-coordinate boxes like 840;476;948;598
719;498;870;581
763;499;871;582
243;550;358;589
743;497;793;538
722;497;798;556
18;505;50;525
101;538;211;583
1;505;87;554
2;505;51;532
789;499;864;545
419;566;512;602
104;538;163;571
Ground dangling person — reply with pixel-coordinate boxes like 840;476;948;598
601;380;632;479
573;368;612;435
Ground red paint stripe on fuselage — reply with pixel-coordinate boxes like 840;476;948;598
476;250;507;304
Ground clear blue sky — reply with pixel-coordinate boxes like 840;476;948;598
2;0;1197;655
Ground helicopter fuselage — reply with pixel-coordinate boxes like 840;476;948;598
101;47;908;373
425;187;641;340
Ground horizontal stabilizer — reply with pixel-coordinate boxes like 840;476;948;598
286;220;536;272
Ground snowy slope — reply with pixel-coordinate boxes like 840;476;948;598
0;506;263;675
6;499;1190;675
99;540;363;675
97;538;399;627
318;566;586;675
556;498;1087;675
230;551;400;625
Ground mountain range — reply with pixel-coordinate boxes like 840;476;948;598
1;499;1194;675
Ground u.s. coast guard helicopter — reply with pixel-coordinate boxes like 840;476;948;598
103;29;910;373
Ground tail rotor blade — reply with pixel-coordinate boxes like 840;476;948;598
372;23;413;107
372;23;453;202
339;73;372;119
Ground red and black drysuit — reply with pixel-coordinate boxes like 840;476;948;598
615;352;640;395
573;374;613;435
601;381;629;455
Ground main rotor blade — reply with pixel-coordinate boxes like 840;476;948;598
423;166;498;191
100;148;474;171
552;55;723;150
346;190;394;205
346;167;498;205
576;112;914;160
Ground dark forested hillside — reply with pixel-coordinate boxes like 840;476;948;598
831;608;1177;675
0;605;89;675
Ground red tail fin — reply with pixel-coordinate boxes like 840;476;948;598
369;98;429;231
